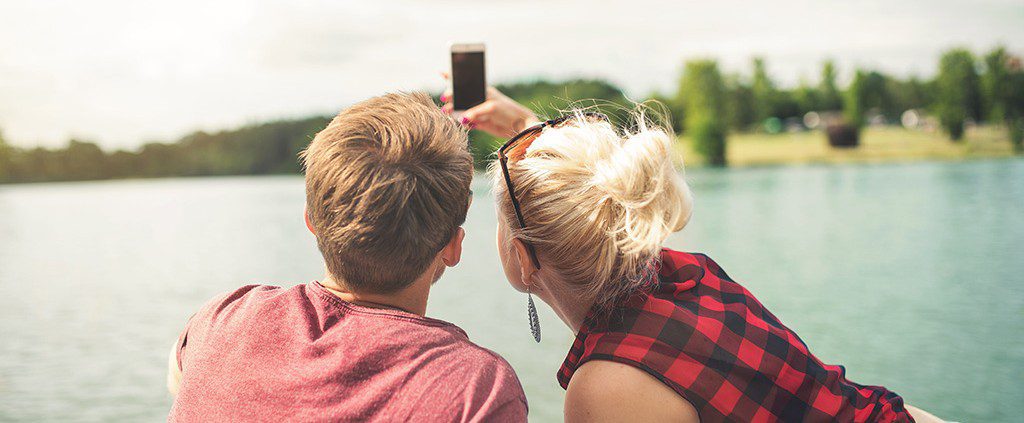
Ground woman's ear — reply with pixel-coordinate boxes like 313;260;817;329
304;208;316;235
441;227;465;267
512;237;538;288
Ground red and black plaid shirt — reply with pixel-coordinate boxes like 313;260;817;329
558;249;914;422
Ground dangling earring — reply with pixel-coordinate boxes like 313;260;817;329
527;285;541;343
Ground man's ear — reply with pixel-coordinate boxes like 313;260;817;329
512;237;538;288
441;227;465;267
304;208;316;235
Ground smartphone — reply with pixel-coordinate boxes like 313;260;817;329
450;43;486;111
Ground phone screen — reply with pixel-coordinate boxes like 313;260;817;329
451;50;486;111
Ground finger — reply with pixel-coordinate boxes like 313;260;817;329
461;113;487;128
459;114;489;129
485;86;500;99
439;88;453;104
442;103;453;114
463;102;496;122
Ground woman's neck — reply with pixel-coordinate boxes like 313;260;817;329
535;273;598;333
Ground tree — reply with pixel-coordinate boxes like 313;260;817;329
61;140;108;180
887;76;932;118
845;71;868;129
678;60;728;166
751;58;778;123
935;48;982;140
993;52;1024;152
794;79;821;117
0;129;11;183
646;92;685;134
983;46;1011;122
860;71;894;121
725;74;756;131
826;70;869;148
818;61;843;112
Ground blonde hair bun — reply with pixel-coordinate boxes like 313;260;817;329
493;108;693;308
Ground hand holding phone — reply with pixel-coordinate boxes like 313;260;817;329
443;44;538;138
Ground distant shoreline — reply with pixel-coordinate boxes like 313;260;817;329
677;125;1019;168
2;128;1019;187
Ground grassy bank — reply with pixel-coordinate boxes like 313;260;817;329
678;125;1019;167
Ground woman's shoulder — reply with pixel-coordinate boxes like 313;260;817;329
565;359;698;423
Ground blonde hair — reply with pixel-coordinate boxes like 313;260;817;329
492;108;693;309
302;92;472;293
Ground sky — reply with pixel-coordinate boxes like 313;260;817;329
1;0;1022;150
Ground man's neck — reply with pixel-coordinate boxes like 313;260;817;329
321;273;432;316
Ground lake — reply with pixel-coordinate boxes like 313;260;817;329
1;159;1022;422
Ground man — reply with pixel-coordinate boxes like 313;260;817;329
167;92;527;422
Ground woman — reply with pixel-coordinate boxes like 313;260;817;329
443;88;944;422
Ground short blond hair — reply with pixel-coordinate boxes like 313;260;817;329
492;109;693;309
303;92;472;293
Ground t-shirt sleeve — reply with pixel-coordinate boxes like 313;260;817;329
174;285;264;372
463;355;529;423
474;395;528;423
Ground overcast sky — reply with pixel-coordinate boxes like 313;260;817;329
1;0;1022;149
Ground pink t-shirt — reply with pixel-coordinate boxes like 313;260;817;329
169;283;527;422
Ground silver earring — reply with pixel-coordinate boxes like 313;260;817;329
527;287;541;343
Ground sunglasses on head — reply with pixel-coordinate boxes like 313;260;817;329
497;111;609;269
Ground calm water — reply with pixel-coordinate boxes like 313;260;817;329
1;159;1022;422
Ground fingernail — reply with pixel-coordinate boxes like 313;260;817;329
461;117;470;125
440;94;448;102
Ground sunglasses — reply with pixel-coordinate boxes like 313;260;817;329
497;112;609;269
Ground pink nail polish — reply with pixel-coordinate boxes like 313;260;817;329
440;94;448;102
461;117;470;125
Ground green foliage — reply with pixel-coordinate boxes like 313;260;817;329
751;58;776;123
859;71;894;121
0;117;329;183
886;77;932;118
466;79;630;168
845;71;868;129
979;46;1024;152
725;74;756;132
794;80;821;117
0;130;11;183
1010;119;1023;153
983;46;1011;122
936;48;982;140
998;52;1024;152
818;61;843;111
742;58;805;123
679;60;728;166
646;92;685;133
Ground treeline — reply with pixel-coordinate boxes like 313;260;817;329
669;46;1024;165
0;117;328;183
0;79;629;183
1;46;1022;183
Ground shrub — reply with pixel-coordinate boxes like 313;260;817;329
678;60;728;166
936;49;982;141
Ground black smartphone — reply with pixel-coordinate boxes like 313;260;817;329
450;43;486;111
